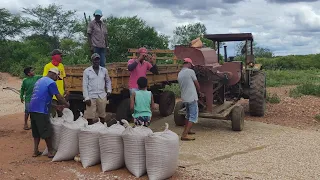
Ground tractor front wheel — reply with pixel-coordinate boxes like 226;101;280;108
231;105;244;131
249;71;266;117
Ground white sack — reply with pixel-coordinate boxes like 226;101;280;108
146;123;179;180
42;108;74;156
99;121;126;172
121;120;153;178
52;113;88;162
79;121;106;168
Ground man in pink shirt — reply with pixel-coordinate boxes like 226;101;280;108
127;47;159;94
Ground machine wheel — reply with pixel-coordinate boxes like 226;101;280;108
116;98;132;122
159;91;176;117
249;71;266;117
174;101;185;126
231;105;244;131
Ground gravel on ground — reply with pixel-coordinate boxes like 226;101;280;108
1;72;320;179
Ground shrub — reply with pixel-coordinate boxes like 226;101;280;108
266;93;281;104
161;83;181;98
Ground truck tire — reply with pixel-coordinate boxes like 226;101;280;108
116;98;132;122
174;101;185;126
249;71;266;117
231;105;244;131
159;91;176;117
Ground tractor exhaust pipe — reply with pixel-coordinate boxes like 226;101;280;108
224;45;227;62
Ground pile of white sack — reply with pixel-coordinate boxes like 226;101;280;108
42;108;74;156
52;112;88;161
46;110;180;180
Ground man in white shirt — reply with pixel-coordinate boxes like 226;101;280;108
83;53;112;124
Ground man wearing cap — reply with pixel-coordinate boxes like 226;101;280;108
43;49;67;117
178;58;203;141
127;47;159;94
29;67;70;158
83;53;112;125
87;9;109;67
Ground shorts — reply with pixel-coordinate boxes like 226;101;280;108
129;88;139;95
25;102;30;114
84;97;108;120
30;112;52;139
184;100;199;123
134;116;151;127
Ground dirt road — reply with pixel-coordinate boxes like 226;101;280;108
1;111;320;180
1;72;320;179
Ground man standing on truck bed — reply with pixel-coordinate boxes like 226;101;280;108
178;58;202;141
29;67;69;158
127;47;159;94
43;49;67;118
83;53;112;125
87;9;109;67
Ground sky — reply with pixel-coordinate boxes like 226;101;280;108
2;0;320;56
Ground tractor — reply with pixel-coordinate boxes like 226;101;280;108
173;33;266;131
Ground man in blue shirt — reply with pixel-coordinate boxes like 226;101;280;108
29;67;70;158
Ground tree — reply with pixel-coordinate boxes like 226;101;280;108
0;8;27;40
171;22;220;48
22;4;80;48
103;15;170;62
235;41;273;60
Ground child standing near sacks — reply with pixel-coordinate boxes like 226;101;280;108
20;67;42;130
130;77;155;127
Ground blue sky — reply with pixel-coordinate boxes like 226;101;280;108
2;0;320;56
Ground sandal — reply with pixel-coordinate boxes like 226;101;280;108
188;131;196;135
181;136;196;141
24;126;31;130
32;151;42;157
47;150;57;158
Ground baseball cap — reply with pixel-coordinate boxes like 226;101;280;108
24;67;33;75
51;49;63;56
183;58;195;66
94;9;103;16
49;67;62;80
91;53;100;60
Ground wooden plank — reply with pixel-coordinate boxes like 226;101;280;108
128;48;174;53
178;102;238;120
127;56;176;60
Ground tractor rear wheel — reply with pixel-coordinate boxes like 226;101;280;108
174;101;185;126
159;91;176;117
249;71;266;117
231;105;244;131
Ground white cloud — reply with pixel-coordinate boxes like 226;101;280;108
2;0;320;56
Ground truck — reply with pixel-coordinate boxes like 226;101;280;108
64;49;182;122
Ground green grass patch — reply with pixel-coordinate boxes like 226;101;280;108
266;93;281;104
289;83;320;98
314;114;320;122
265;70;320;87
